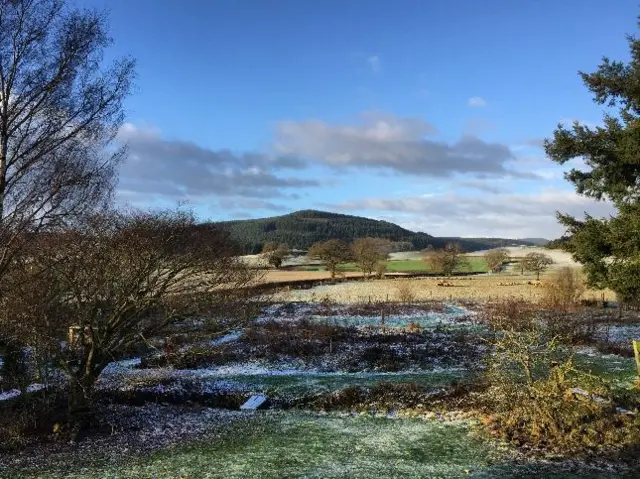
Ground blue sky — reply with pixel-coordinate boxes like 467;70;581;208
81;0;635;238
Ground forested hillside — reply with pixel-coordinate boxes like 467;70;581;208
211;210;536;254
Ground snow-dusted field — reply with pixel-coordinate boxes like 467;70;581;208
3;301;640;477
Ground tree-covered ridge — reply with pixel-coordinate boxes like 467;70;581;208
211;210;537;254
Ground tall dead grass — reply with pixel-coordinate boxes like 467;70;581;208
395;280;417;303
541;267;586;310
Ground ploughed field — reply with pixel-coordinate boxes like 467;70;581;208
2;301;639;478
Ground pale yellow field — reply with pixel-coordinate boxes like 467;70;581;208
261;270;365;283
270;274;616;304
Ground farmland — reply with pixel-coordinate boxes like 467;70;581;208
289;257;488;274
270;275;617;303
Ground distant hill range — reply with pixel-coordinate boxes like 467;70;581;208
517;237;550;246
211;210;545;254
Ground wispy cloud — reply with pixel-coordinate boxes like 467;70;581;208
116;123;317;207
320;189;616;238
468;96;487;108
367;55;380;73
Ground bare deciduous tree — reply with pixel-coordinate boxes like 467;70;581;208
261;242;290;269
423;242;467;277
351;237;391;277
484;248;510;273
308;239;352;278
1;210;261;431
0;0;135;279
523;252;554;280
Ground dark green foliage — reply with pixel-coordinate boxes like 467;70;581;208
211;210;537;254
545;26;640;304
546;235;572;250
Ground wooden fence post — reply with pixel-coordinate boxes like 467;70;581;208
633;339;640;377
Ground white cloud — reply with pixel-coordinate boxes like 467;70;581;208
274;112;535;178
321;188;616;239
367;55;380;73
468;96;487;108
116;123;317;206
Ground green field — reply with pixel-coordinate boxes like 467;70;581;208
25;413;498;478
384;257;487;273
25;411;636;478
294;257;488;274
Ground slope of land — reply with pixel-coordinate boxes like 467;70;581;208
213;210;537;254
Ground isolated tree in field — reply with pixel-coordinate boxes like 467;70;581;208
308;239;352;278
0;210;260;430
423;242;467;277
0;0;135;280
545;22;640;305
484;248;510;273
261;242;290;269
351;237;392;277
522;252;553;280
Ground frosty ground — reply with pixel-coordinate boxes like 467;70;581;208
1;300;639;478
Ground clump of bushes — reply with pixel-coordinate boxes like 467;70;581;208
375;261;387;279
143;345;240;369
483;299;538;331
313;382;427;412
0;391;68;452
483;298;595;345
243;319;353;359
481;329;640;455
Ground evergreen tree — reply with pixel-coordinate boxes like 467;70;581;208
545;23;640;304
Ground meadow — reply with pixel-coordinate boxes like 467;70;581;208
289;257;488;274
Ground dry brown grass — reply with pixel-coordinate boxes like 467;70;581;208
395;280;417;303
261;270;365;283
270;275;616;304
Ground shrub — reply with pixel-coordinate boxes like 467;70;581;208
313;382;426;412
542;267;586;310
395;280;416;303
243;320;352;359
482;329;640;455
375;261;387;279
483;299;538;332
0;391;67;452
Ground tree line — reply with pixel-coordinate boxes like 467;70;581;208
265;238;555;279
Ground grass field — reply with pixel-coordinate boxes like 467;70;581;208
271;275;617;303
291;257;488;274
26;413;498;478
26;411;637;478
384;257;487;273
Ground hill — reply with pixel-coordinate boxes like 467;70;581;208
212;210;435;254
518;237;550;246
212;210;537;254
